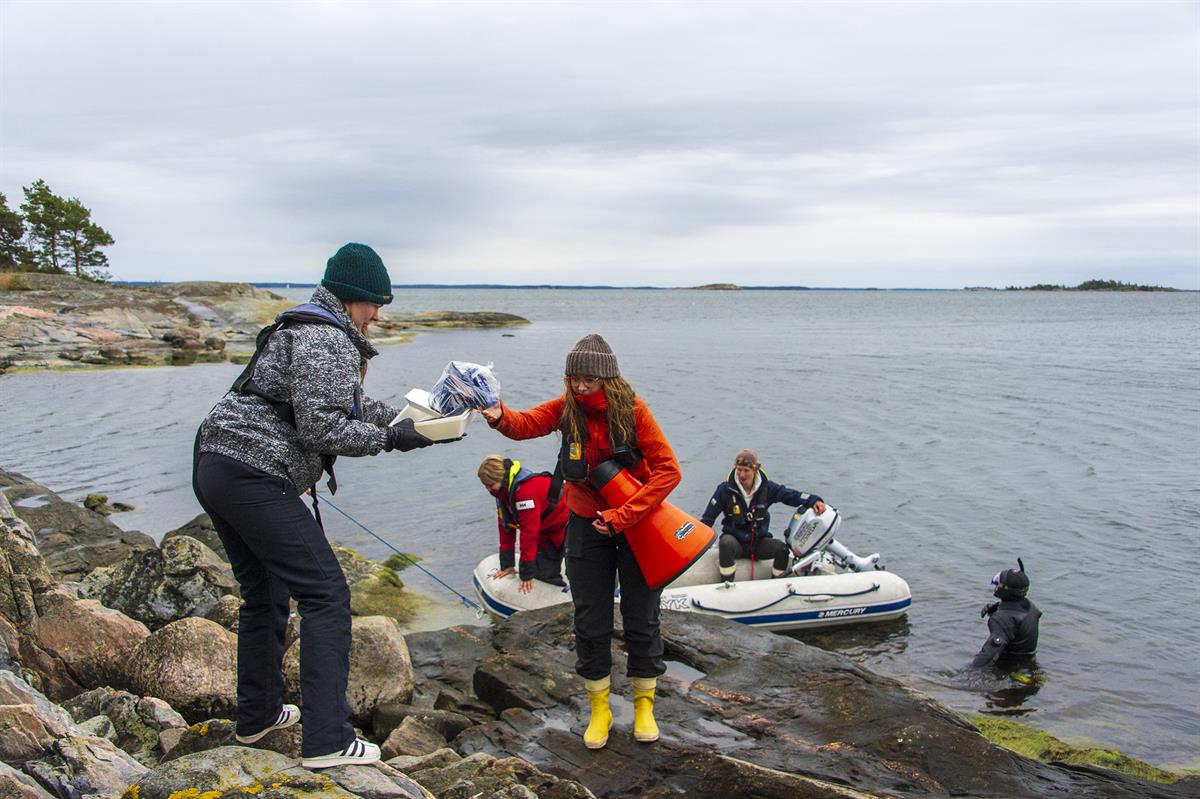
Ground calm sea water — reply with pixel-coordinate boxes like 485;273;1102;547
2;288;1198;767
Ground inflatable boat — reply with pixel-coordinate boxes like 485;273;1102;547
472;506;912;631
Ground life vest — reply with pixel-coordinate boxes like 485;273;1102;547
229;303;364;494
722;470;775;549
725;470;767;521
497;459;563;529
557;421;641;483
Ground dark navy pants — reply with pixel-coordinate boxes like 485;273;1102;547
564;513;666;680
193;452;353;757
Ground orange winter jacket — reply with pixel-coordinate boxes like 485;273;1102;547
489;393;681;532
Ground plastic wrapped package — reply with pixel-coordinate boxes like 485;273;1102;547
429;361;501;415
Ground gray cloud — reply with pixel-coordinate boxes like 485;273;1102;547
1;1;1195;287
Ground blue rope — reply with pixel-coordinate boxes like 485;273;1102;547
318;493;484;615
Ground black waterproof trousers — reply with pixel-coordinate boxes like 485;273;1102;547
718;532;790;571
533;540;566;586
193;452;354;757
564;513;666;680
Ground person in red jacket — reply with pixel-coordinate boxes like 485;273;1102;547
477;454;568;594
481;333;681;750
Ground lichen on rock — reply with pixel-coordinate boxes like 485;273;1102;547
968;714;1186;785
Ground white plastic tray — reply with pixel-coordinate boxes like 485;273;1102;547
392;403;439;423
390;387;473;441
413;409;473;441
403;388;439;415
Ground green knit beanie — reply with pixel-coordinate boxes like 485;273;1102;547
321;243;394;305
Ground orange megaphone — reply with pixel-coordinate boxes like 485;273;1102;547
589;460;716;590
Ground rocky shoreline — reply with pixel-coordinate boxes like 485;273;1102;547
0;274;528;374
1;468;1195;799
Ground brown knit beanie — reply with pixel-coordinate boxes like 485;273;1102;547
564;333;619;378
734;449;760;469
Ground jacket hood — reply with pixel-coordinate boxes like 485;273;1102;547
726;468;764;503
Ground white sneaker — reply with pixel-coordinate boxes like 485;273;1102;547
301;738;381;769
235;704;301;744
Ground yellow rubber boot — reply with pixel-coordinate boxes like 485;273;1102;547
583;676;613;749
631;676;660;743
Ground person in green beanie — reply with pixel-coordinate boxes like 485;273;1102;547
194;242;452;768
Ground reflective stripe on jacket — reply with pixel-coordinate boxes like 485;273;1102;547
496;462;568;576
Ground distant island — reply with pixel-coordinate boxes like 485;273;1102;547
1006;279;1178;292
0;273;528;373
687;283;742;290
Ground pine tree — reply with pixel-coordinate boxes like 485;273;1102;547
0;192;31;270
20;179;66;272
19;180;115;280
61;196;115;280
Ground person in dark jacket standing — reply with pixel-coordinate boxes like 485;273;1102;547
973;561;1041;667
480;334;681;750
700;449;826;581
478;454;568;593
193;243;444;769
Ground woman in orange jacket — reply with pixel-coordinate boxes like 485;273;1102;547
481;333;681;750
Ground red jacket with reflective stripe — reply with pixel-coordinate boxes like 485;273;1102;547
497;472;568;572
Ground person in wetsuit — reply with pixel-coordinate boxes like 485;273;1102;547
972;561;1041;667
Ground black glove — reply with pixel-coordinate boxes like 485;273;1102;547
385;419;434;452
980;602;999;618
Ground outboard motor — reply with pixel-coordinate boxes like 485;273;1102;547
785;506;883;574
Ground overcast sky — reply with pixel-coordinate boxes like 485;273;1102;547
2;1;1197;288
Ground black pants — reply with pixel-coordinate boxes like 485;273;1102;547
193;452;353;757
718;532;790;570
565;513;666;680
533;540;566;586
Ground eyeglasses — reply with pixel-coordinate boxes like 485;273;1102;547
566;375;602;388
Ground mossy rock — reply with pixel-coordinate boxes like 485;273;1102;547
410;310;529;328
84;493;112;515
383;552;421;572
332;544;426;624
968;714;1183;784
349;572;427;623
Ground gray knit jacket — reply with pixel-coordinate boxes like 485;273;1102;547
198;286;400;492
